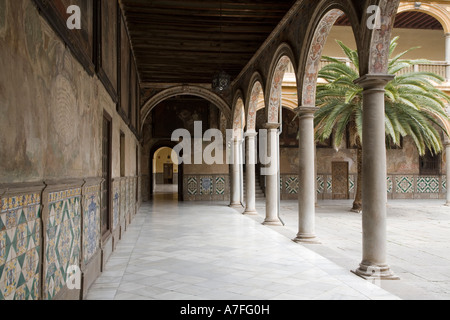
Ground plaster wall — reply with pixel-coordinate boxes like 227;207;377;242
324;26;446;61
0;0;139;184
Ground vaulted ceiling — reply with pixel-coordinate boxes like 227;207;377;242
120;0;296;85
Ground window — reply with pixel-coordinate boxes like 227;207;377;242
101;112;112;236
419;150;441;175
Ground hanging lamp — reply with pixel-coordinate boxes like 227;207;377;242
212;0;231;93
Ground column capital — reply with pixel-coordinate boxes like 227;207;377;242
264;123;280;130
444;137;450;147
354;74;395;90
296;105;319;116
245;131;258;138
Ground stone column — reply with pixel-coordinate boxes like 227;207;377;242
230;137;242;208
293;107;320;244
353;74;398;280
263;123;282;226
445;33;450;82
244;131;258;215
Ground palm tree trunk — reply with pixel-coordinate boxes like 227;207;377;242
351;147;362;213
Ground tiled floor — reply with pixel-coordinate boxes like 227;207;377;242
85;193;399;300
266;199;450;300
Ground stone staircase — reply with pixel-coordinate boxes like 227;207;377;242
243;175;265;201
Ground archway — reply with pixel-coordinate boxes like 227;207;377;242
262;45;297;226
140;85;232;133
153;147;178;192
149;141;184;201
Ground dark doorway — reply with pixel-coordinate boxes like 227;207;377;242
101;112;112;237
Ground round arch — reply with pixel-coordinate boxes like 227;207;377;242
397;3;450;34
297;0;361;103
232;90;246;139
149;140;184;200
245;72;265;132
300;9;345;107
140;85;232;132
265;43;298;125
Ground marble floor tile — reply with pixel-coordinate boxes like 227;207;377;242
86;198;401;301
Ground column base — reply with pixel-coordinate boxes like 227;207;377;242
243;210;258;216
262;218;283;226
352;261;400;280
230;203;243;209
292;234;321;244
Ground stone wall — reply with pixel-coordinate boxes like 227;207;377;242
0;1;140;300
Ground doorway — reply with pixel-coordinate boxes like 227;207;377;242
150;143;183;200
332;161;349;200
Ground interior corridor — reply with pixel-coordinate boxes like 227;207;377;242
85;198;398;300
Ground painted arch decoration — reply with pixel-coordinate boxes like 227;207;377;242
247;81;264;132
232;97;246;139
302;9;343;107
268;55;293;124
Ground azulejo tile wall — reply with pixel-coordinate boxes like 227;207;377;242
0;192;42;300
313;174;446;200
44;188;82;300
82;185;100;265
113;180;120;231
184;175;230;201
1;177;140;301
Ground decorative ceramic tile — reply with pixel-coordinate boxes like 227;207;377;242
187;177;198;196
1;194;40;213
395;176;414;194
285;176;299;194
215;177;226;195
327;177;332;193
316;175;324;194
417;177;440;193
113;183;120;230
387;176;393;194
200;177;213;195
443;176;447;192
45;190;81;300
349;175;355;193
121;181;126;222
83;187;100;264
0;193;41;301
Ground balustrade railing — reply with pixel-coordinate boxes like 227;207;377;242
284;58;449;81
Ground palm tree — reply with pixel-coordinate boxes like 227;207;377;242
315;37;450;212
